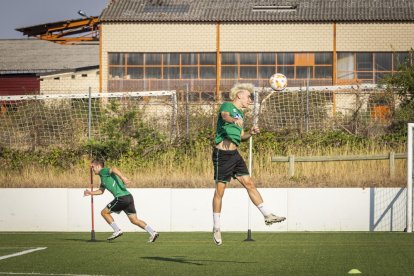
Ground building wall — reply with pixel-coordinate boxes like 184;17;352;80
101;22;414;92
101;23;217;92
336;23;414;51
0;75;39;96
39;69;99;94
220;23;333;52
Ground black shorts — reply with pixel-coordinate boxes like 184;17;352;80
212;147;249;183
106;194;136;215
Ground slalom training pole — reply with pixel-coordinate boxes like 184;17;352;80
244;90;259;242
90;165;96;241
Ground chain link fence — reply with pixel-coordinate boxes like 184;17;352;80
0;85;399;150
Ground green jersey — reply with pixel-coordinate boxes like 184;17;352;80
99;168;130;198
214;102;244;146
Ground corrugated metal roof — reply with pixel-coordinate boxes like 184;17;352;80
0;39;98;75
100;0;414;22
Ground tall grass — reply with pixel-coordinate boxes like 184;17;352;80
0;143;406;188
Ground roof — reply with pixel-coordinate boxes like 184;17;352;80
0;39;98;75
100;0;414;22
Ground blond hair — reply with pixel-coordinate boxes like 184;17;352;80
229;83;254;100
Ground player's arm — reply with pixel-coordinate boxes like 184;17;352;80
241;125;260;141
110;167;131;185
221;111;243;127
83;187;104;197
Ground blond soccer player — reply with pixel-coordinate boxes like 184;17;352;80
212;83;286;245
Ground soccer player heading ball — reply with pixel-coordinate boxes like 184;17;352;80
84;159;159;242
212;83;286;246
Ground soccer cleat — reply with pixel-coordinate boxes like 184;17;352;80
148;232;159;243
265;214;286;225
213;228;222;246
107;230;123;241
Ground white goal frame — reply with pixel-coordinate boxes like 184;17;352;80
407;123;414;233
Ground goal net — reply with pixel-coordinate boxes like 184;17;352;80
255;85;412;232
0;91;177;150
257;84;394;134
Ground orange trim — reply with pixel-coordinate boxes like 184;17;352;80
216;22;221;101
333;22;337;85
99;25;102;93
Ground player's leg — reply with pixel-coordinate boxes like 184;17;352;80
127;213;159;242
236;175;286;225
233;150;286;225
125;194;159;243
212;182;226;245
101;206;123;241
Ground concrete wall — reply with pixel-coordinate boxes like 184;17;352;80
0;188;407;232
40;69;99;94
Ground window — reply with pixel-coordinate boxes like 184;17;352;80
128;68;143;79
200;67;216;79
145;53;162;65
181;53;198;65
296;66;313;79
127;53;143;65
221;53;237;65
337;53;354;80
219;52;330;80
394;52;410;70
315;53;332;65
277;53;294;65
259;53;276;65
337;52;410;83
108;52;216;80
163;67;180;79
163;53;180;65
375;53;392;71
109;53;124;65
200;53;216;65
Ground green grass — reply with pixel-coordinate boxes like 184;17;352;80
1;232;414;275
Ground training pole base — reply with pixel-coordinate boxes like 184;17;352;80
90;230;96;242
244;229;255;242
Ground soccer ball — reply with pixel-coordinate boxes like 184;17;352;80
269;73;288;91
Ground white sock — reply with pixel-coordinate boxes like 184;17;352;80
257;203;271;217
213;213;221;229
144;225;156;235
110;222;121;232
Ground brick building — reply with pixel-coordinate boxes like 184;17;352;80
99;0;414;98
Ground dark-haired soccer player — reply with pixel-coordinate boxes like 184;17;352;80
84;159;159;242
212;83;286;246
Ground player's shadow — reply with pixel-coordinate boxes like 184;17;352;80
141;256;256;266
63;238;106;243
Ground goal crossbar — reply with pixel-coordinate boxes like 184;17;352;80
0;90;176;101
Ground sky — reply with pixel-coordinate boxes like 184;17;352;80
0;0;109;39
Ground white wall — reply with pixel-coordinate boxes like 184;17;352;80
0;188;407;232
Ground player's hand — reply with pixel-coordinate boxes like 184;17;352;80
83;189;91;197
122;177;131;185
234;118;244;128
250;125;260;135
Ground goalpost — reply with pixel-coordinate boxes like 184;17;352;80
407;123;413;233
0;90;178;150
0;90;177;240
247;84;413;234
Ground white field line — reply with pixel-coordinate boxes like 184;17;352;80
0;273;114;276
0;247;47;261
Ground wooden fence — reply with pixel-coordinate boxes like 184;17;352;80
271;152;406;178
